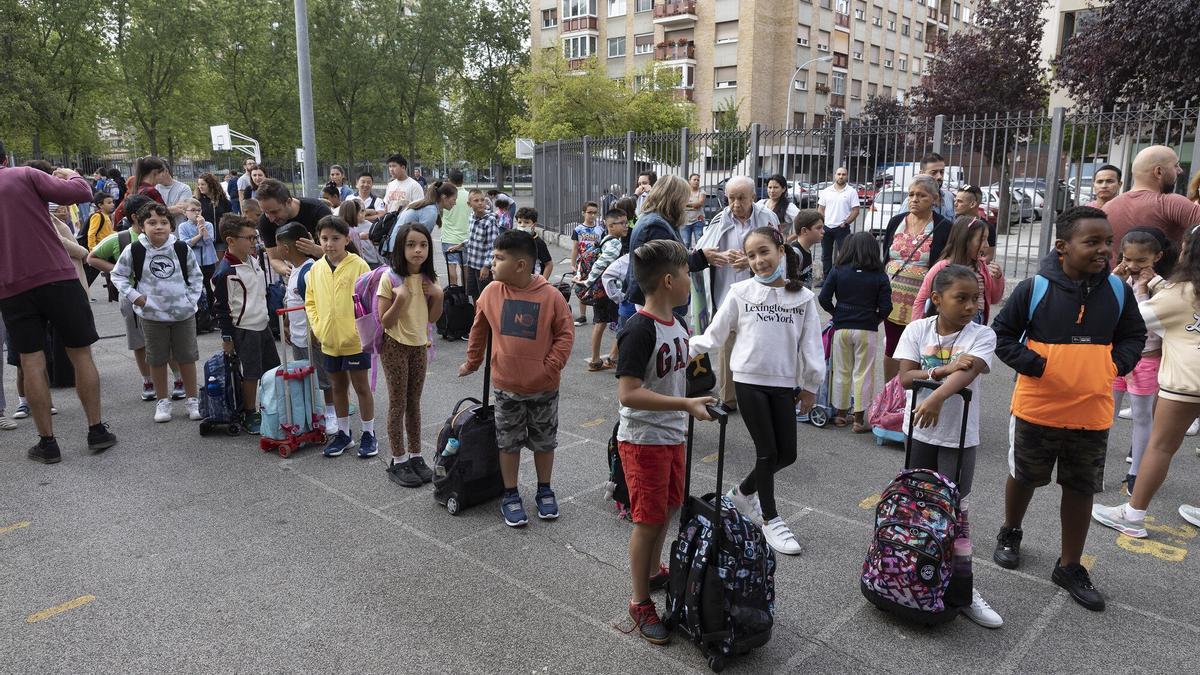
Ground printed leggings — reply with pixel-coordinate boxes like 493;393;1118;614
380;337;428;456
735;382;798;522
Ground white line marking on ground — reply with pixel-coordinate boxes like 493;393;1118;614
993;593;1067;675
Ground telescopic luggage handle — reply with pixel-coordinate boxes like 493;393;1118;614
904;379;972;485
683;402;730;524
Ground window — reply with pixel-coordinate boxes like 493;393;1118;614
897;89;905;102
541;8;557;28
869;44;880;64
634;32;653;54
832;71;845;95
868;82;877;96
793;112;806;129
561;0;597;19
714;65;737;88
607;36;625;57
915;29;923;41
819;0;832;8
835;0;849;13
635;0;651;12
716;20;739;44
872;13;882;26
854;7;865;20
884;49;894;68
887;12;896;31
962;7;972;23
796;23;810;46
882;85;892;98
607;0;625;16
902;20;910;36
817;30;830;52
851;78;862;99
634;74;647;90
794;72;808;90
814;113;826;128
563;35;597;58
952;3;960;19
913;57;922;73
853;39;864;60
898;56;907;71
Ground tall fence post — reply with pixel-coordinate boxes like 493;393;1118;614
680;127;690;177
1191;106;1200;190
832;117;845;170
749;122;762;177
532;144;540;219
625;131;636;194
932;114;945;155
582;135;592;206
555;141;563;233
1039;107;1067;259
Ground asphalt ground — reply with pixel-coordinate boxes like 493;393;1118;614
3;230;1199;674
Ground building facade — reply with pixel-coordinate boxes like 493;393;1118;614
529;0;980;130
1039;0;1097;111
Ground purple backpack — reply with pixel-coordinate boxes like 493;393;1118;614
354;266;400;355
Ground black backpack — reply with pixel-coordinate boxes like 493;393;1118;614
435;284;474;341
369;210;401;255
128;237;191;288
603;421;631;520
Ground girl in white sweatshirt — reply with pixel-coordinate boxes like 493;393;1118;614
690;226;825;555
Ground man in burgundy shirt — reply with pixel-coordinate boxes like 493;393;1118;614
1103;145;1200;257
0;140;117;463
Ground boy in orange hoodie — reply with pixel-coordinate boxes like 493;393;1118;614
459;230;575;527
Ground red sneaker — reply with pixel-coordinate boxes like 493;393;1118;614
628;600;670;644
648;563;670;591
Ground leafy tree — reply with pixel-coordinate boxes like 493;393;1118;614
859;95;909;124
1054;0;1200;107
709;98;746;171
911;0;1049;117
310;0;389;166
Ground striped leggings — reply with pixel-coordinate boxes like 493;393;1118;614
380;337;428;456
830;328;878;414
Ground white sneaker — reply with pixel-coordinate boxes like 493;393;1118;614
762;517;802;555
185;397;202;421
1186;418;1199;436
1117;407;1132;420
154;399;172;423
961;588;1003;628
1091;502;1147;538
726;488;763;527
1179;505;1200;528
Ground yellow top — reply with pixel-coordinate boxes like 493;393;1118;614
304;253;371;356
377;272;429;347
87;212;113;251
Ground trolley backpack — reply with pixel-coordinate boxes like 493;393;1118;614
198;351;243;436
433;337;503;515
663;405;775;672
860;379;971;625
436;284;473;341
573;235;615;305
868;376;908;445
603;421;631;520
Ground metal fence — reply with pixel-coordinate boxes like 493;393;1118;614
533;104;1200;281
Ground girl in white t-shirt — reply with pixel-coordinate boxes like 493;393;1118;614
893;263;1001;629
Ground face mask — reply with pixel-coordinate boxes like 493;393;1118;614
516;225;534;234
754;256;786;285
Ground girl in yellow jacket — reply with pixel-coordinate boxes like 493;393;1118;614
306;216;376;458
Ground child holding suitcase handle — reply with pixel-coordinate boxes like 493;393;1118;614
893;263;1001;628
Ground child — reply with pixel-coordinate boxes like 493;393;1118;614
463;189;501;302
86;192;115;251
576;208;629;371
1108;228;1169;495
458;230;574;526
894;264;1001;628
177;198;218;318
911;216;1005;324
690;227;824;555
378;223;444;487
990;206;1145;612
338;199;384;268
111;202;204;423
818;231;892;432
305;216;376;458
615;239;715;644
570;201;605;324
790;209;824;289
1093;224;1200;535
514;207;554;279
212;214;282;435
275;222;335;428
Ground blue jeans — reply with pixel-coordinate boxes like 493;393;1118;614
683;220;706;248
820;226;851;280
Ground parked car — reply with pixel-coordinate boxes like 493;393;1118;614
994;179;1074;218
863;187;908;235
701;193;723;222
981;186;1032;228
708;175;770;206
856;183;876;207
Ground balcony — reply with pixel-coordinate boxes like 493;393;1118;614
814;82;830;94
673;88;694;102
830;94;846;109
561;15;598;33
568;58;589;71
653;0;697;27
834;12;850;29
832;52;849;68
655;40;696;61
926;6;938;20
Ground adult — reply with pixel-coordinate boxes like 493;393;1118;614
236;158;257;201
880;175;954;382
196;173;231;234
921;152;956;221
224;170;241;214
256;179;330;276
757;174;799;241
601;183;624;216
816;167;861;284
386;182;457;254
0;140;116;462
112;156;167;224
438;169;471;286
683;173;707;249
384;154;424;213
346;171;386;220
1103;145;1200;257
953;184;997;261
1188;169;1200;204
693;176;781;408
241;164;267;202
155;164;193;225
633;170;657;209
328;165;353;200
1087;164;1121;208
412;167;427;189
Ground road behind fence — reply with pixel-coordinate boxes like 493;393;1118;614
534;104;1200;282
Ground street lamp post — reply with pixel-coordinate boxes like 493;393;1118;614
784;55;834;189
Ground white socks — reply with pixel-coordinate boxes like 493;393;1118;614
361;418;374;434
1124;504;1147;521
392;453;410;465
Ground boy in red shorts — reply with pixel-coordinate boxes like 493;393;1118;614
614;239;715;644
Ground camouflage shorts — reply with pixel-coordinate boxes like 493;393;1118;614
493;389;559;454
1009;417;1109;495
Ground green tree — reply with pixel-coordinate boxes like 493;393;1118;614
310;0;389;166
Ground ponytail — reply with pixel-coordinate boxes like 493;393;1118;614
783;244;804;292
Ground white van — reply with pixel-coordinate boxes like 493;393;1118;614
874;162;964;189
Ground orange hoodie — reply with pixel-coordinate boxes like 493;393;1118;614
465;275;575;395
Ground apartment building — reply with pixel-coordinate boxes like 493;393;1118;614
1039;0;1098;110
529;0;980;130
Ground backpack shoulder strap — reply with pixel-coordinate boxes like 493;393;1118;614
1107;273;1125;316
118;229;131;255
1027;274;1049;323
173;240;191;286
130;241;146;288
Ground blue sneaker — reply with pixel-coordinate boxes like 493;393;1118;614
323;431;353;457
501;492;528;527
357;431;378;458
535;486;559;520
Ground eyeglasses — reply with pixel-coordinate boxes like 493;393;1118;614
233;234;260;242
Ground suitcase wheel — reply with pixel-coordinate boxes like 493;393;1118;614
226;423;241;436
445;495;461;516
279;446;291;458
808;406;829;428
707;656;725;673
199;421;212;436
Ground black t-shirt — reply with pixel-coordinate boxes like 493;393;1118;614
533;235;552;276
258;198;333;248
790;242;814;288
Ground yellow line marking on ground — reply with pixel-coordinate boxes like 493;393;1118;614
0;521;31;535
25;595;96;624
580;417;606;428
1080;554;1096;571
858;494;881;510
701;452;719;464
1116;534;1188;562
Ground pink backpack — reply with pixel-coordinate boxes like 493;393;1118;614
868;376;906;443
354;266;400;355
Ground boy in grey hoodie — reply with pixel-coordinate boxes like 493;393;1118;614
112;202;203;423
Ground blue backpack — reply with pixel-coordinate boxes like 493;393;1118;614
1022;273;1125;343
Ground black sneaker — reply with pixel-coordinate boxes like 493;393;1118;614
28;438;62;464
386;460;423;488
408;455;434;483
1052;559;1105;611
648;564;670;592
993;527;1022;569
87;423;117;454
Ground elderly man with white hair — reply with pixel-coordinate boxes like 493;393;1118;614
693;176;782;408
